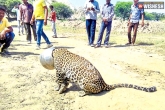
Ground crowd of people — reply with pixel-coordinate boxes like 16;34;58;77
0;0;57;55
84;0;144;48
0;0;144;55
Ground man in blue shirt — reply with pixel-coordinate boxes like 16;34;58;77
84;0;100;47
95;0;114;48
127;0;144;45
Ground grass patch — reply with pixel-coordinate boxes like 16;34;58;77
46;25;165;55
136;33;165;55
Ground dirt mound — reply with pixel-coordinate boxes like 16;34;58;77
112;20;165;34
56;19;165;35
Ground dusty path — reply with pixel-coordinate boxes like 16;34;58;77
0;29;165;110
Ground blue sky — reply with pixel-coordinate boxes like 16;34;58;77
68;0;165;13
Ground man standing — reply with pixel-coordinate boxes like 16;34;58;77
12;3;24;36
49;5;57;38
84;0;100;47
0;6;15;55
20;0;37;44
127;0;144;45
30;0;53;50
95;0;114;48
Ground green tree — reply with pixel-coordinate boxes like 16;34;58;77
0;0;20;18
51;2;73;19
145;12;155;20
114;1;132;20
151;12;165;21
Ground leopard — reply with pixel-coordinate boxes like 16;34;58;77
52;48;156;97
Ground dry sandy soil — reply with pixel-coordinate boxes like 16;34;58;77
0;28;165;110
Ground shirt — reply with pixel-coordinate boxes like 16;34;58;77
130;4;144;23
84;0;100;20
101;3;114;22
0;17;11;32
20;3;34;23
50;10;56;22
11;8;20;21
33;0;46;20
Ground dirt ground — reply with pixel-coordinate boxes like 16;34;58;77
0;28;165;110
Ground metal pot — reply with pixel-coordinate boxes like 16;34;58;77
40;47;55;70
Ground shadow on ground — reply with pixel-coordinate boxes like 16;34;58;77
51;46;75;49
137;42;154;46
10;51;39;56
113;42;154;48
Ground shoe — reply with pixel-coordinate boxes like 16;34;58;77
1;48;11;55
90;44;94;47
46;44;53;48
104;45;109;48
52;35;57;38
132;43;135;46
27;41;31;44
94;44;101;48
125;43;131;45
36;45;40;50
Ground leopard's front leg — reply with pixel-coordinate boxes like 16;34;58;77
55;70;69;94
54;78;61;91
58;81;69;94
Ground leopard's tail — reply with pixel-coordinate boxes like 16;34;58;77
104;83;157;92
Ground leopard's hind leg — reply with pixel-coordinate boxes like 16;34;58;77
79;91;91;97
78;82;102;97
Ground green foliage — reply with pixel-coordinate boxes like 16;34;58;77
51;2;73;19
145;12;165;21
0;0;21;18
114;1;132;21
114;1;165;21
151;12;165;21
145;12;155;20
79;16;85;21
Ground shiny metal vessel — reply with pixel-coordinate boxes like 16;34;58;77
40;47;55;70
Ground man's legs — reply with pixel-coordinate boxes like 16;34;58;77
24;23;31;42
18;20;21;35
90;20;96;45
96;21;106;47
36;20;52;49
1;32;15;54
21;23;24;35
30;22;37;41
104;21;112;46
132;22;139;45
86;19;91;45
36;20;43;46
127;22;133;44
41;30;51;45
51;21;57;38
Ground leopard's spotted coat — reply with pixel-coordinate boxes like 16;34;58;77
52;48;156;97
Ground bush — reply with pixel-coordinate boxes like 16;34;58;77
51;2;74;20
